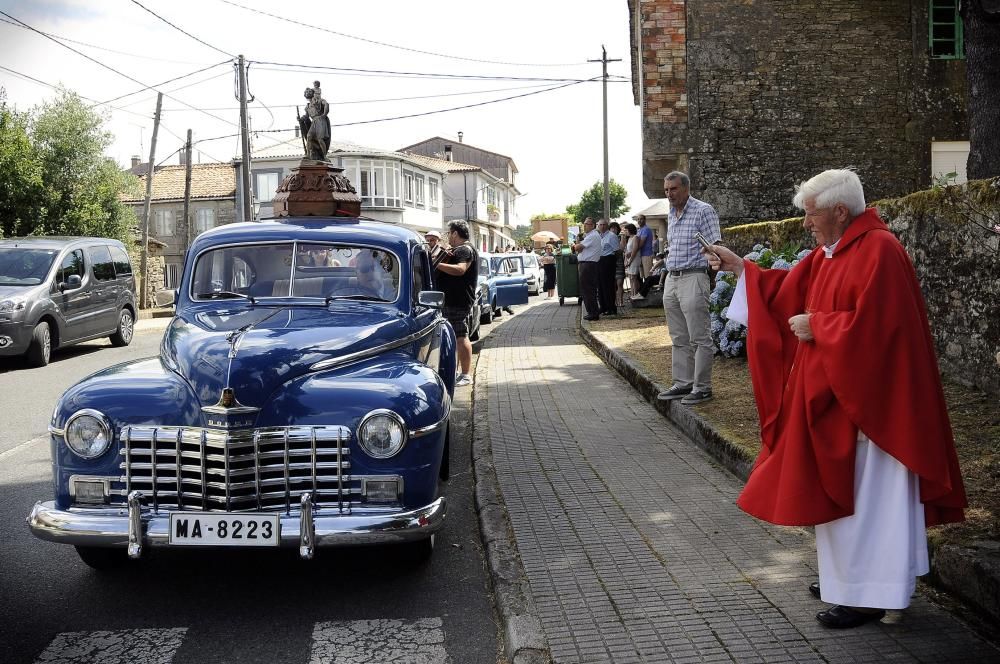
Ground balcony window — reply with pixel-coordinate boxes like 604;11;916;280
414;173;425;209
255;172;280;203
344;158;400;207
429;178;439;212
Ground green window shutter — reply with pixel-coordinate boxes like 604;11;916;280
929;0;965;60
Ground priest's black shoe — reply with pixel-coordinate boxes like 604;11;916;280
816;605;885;628
809;581;821;599
583;315;600;321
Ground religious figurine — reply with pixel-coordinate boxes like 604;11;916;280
298;81;331;161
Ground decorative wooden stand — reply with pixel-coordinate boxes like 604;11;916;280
271;160;362;218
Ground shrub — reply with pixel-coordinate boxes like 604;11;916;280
709;244;811;357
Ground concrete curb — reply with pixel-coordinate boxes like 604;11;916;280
471;339;551;664
579;320;1000;628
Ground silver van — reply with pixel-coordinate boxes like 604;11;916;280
0;237;137;367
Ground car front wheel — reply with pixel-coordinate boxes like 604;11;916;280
25;321;52;367
109;309;134;347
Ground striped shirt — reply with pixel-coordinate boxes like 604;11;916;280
666;196;722;270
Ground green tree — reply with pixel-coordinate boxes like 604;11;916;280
0;87;139;242
0;89;45;238
565;180;629;223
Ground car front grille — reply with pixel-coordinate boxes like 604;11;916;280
113;425;357;513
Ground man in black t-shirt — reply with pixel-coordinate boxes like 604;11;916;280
434;220;479;387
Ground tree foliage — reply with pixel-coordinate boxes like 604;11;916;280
961;0;1000;179
0;87;139;241
565;180;629;223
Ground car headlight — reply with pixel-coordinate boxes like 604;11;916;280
64;409;113;459
0;298;25;313
357;409;408;459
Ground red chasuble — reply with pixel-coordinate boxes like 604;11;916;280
736;209;966;527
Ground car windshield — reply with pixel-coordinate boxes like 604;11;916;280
191;242;400;303
521;254;538;267
491;257;522;275
0;248;58;286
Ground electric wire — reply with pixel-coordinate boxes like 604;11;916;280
0;63;155;120
0;16;219;66
92;60;232;108
252;60;627;83
218;0;588;68
129;0;234;59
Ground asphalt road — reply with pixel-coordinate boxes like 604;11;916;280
0;313;505;664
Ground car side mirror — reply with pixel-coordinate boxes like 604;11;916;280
60;274;82;291
417;291;445;309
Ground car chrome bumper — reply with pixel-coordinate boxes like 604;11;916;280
27;493;446;560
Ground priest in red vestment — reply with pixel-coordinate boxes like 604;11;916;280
707;169;966;629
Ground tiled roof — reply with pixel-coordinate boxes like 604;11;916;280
400;152;480;174
122;163;235;202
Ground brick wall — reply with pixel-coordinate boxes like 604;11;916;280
633;0;968;225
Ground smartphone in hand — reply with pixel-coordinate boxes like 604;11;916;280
694;232;714;252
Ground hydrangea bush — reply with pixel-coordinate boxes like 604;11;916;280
709;243;812;357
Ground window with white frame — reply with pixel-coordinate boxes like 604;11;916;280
414;173;425;208
402;170;414;206
153;208;175;236
342;158;400;207
194;208;216;234
428;177;439;211
164;263;181;289
255;172;281;203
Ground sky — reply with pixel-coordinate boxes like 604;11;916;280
0;0;652;223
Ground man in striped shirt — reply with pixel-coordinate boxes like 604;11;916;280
657;171;722;406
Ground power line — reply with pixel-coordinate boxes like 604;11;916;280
0;16;220;66
0;63;154;120
158;81;565;112
91;60;231;108
218;0;588;68
332;78;594;128
129;0;234;58
252;60;627;83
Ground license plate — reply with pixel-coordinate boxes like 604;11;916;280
168;513;280;547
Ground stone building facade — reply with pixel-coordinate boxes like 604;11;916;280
628;0;969;224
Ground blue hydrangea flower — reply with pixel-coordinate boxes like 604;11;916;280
744;251;762;262
771;258;793;271
797;249;811;260
752;243;765;252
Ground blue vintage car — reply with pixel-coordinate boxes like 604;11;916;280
27;217;455;568
478;253;529;324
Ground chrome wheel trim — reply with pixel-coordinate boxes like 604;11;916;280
120;310;134;343
42;326;51;362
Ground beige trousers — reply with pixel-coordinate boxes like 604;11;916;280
662;271;713;392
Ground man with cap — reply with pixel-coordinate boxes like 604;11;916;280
425;230;446;270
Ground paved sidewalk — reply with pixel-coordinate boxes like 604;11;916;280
477;300;998;663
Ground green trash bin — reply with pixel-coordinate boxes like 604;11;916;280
555;251;580;306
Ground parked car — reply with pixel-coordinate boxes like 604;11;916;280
0;237;137;367
518;252;543;296
27;217;455;568
478;253;529;323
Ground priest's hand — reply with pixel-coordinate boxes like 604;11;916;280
789;314;814;341
705;244;744;276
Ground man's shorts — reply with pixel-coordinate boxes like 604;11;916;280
443;304;472;338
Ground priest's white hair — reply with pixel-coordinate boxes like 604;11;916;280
792;168;866;217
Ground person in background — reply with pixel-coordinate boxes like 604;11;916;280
706;168;966;628
434;220;479;387
634;214;655;280
597;219;618;317
631;251;667;299
425;230;446;269
623;223;641;298
656;170;721;406
572;217;601;321
540;244;557;298
610;221;626;308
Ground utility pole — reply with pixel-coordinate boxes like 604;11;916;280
183;129;193;250
139;92;162;311
237;54;253;221
589;45;621;223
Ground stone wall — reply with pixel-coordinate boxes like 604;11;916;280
633;0;968;225
877;180;1000;396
